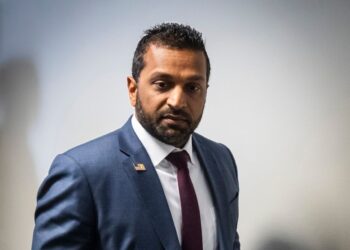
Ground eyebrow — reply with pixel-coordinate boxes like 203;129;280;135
149;73;173;81
186;75;206;82
149;72;206;82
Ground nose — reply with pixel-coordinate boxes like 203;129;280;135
167;86;187;109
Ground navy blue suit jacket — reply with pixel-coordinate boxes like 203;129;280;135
32;118;240;249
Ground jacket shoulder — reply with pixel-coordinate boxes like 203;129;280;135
65;129;120;158
193;133;234;157
193;132;239;181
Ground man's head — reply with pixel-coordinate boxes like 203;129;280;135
132;23;211;83
128;23;210;148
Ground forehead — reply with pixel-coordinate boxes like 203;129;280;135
141;44;207;81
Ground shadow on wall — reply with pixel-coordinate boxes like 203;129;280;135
257;235;342;250
0;59;39;250
257;237;314;250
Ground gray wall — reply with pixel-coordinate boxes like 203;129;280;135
1;1;349;249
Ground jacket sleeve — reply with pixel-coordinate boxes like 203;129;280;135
32;154;97;250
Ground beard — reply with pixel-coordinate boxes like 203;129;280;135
135;94;203;148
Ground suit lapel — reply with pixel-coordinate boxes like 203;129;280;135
193;134;233;250
119;119;181;250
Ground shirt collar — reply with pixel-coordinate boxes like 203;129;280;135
131;115;193;166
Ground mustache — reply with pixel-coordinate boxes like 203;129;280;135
159;108;191;122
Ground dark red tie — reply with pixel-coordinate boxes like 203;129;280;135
166;151;203;250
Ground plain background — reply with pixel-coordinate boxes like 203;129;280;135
0;1;349;249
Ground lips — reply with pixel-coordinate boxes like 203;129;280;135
161;113;191;126
163;114;188;121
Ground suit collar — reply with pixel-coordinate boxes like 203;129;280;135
193;134;234;249
119;118;181;250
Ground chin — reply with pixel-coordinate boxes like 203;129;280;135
160;131;190;147
161;127;186;137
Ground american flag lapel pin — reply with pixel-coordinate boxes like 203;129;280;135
134;163;146;171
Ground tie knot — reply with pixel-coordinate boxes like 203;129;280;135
166;151;190;170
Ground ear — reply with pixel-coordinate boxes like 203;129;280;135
127;76;137;107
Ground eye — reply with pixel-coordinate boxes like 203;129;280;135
185;83;201;94
153;81;171;91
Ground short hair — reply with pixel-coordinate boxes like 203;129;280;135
132;23;211;83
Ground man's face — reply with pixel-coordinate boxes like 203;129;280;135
128;44;208;148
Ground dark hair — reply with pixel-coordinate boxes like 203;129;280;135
132;23;211;82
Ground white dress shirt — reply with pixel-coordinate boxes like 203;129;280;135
131;115;217;250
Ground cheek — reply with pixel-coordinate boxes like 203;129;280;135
189;98;206;117
138;92;165;113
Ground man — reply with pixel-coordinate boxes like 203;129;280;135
32;23;240;250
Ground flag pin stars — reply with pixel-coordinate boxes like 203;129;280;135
134;163;146;171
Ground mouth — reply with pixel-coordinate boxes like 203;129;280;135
161;114;190;126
